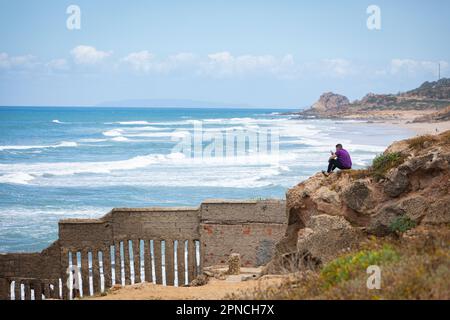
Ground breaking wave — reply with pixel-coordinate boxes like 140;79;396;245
0;141;78;151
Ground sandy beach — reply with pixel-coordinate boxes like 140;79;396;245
338;109;450;136
393;120;450;135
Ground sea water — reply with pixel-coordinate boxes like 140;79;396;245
0;107;414;252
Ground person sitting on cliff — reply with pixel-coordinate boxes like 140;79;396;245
322;144;352;177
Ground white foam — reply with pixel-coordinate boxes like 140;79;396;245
121;126;167;131
57;141;78;148
123;131;190;138
79;138;108;143
102;129;124;137
0;141;78;151
115;121;152;125
0;153;166;181
0;147;297;185
111;136;130;142
52;119;71;124
0;172;35;185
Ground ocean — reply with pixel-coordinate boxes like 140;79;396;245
0;107;414;252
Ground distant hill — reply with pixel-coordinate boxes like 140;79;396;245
405;78;450;99
298;78;450;117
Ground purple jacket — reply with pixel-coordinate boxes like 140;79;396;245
335;149;352;168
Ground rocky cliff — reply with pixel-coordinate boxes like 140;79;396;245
267;131;450;272
310;92;350;113
297;78;450;118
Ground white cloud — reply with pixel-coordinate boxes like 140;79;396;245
200;51;296;78
120;51;296;78
321;59;354;77
0;53;37;69
121;50;155;72
389;59;448;76
5;47;447;83
71;45;112;65
301;59;357;78
121;51;196;73
46;58;69;71
0;53;9;68
168;52;196;63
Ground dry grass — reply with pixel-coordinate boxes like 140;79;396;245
407;134;439;150
230;226;450;300
343;169;371;180
440;130;450;144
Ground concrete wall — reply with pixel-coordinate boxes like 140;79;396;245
200;200;286;267
0;199;286;300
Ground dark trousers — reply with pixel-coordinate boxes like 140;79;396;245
327;158;349;173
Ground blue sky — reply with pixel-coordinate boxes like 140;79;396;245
0;0;449;108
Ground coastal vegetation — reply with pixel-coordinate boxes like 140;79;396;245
230;226;450;300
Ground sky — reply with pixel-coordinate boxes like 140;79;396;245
0;0;449;108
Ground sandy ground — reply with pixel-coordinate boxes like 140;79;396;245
341;109;450;135
90;276;286;300
393;120;450;135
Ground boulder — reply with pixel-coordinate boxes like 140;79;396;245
342;180;374;213
368;204;403;236
398;196;429;221
296;215;365;263
384;166;410;197
313;186;342;215
422;196;450;224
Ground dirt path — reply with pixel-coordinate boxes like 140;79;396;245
91;276;286;300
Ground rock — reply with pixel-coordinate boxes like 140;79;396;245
214;273;227;280
296;215;365;263
342;180;374;213
407;154;434;172
313;186;342;215
190;274;209;287
368;204;403;236
203;270;215;277
241;274;258;281
315;186;341;205
384;166;410;197
385;140;410;154
297;227;314;242
398;196;428;221
311;92;350;113
422;196;450;224
110;284;122;291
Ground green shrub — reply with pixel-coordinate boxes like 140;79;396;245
320;245;400;288
371;152;405;180
389;215;417;233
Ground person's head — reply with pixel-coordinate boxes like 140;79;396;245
336;144;343;151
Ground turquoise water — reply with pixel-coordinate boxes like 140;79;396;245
0;107;413;252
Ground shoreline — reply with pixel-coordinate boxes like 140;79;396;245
387;119;450;136
288;109;450;136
